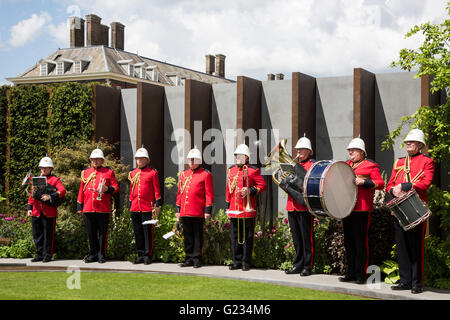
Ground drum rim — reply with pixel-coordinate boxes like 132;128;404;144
386;189;418;208
320;160;356;220
303;160;330;218
303;160;356;220
402;208;432;231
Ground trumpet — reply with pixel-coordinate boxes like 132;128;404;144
21;170;33;196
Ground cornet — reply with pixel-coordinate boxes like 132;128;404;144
89;177;106;200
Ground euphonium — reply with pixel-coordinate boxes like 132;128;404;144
264;138;298;186
265;138;307;206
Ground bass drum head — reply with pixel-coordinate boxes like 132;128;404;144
320;161;357;219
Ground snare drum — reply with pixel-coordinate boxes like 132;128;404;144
386;189;431;231
303;160;357;219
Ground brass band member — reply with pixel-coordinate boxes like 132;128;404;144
176;147;214;268
77;148;119;263
284;136;315;276
128;147;162;265
226;144;266;271
340;138;384;284
27;156;66;262
386;129;434;294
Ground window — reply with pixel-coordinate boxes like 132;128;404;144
74;61;82;73
128;64;134;77
56;62;64;75
40;63;48;76
139;67;146;79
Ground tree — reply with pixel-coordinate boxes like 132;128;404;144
383;2;450;236
382;2;449;164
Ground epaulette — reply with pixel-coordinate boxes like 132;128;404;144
248;164;259;170
365;159;376;164
104;166;112;170
228;164;237;170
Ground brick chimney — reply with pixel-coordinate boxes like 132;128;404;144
276;73;284;80
86;14;109;46
215;54;226;78
205;54;215;75
69;17;85;48
111;22;125;50
267;73;275;81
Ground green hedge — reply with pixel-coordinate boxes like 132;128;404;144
3;83;99;209
6;85;49;208
0;85;9;194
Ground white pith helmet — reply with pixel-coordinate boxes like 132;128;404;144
187;147;202;161
347;137;366;154
295;134;313;155
234;144;250;158
89;148;104;159
38;156;54;168
404;128;426;146
135;147;149;159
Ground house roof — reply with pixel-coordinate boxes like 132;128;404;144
8;45;234;86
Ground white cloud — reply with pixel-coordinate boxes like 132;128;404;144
9;12;52;47
55;0;447;79
47;21;70;48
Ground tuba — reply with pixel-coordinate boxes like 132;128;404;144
264;138;307;206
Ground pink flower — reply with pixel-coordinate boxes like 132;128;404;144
256;231;263;238
284;218;288;224
4;217;13;221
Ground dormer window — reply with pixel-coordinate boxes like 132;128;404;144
166;73;181;86
134;62;146;79
74;58;90;74
147;65;158;82
39;60;56;76
128;64;135;77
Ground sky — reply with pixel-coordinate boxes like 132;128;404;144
0;0;447;85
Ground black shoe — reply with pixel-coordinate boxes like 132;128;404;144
411;287;423;294
300;269;311;277
31;256;43;262
133;257;144;264
229;264;242;270
391;283;412;291
242;265;251;271
84;256;98;263
338;275;356;282
144;257;152;265
285;267;302;274
180;260;194;267
354;277;366;284
42;256;52;263
98;257;106;264
193;261;202;268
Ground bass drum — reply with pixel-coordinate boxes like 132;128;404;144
303;160;357;219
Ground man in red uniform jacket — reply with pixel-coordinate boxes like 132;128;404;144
226;144;266;271
386;129;434;294
285;136;315;276
176;147;213;268
340;138;384;284
77;148;119;263
128;147;162;265
27;156;66;262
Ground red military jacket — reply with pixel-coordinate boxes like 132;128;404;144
226;164;267;218
176;167;214;218
128;166;162;212
27;175;66;218
77;166;119;213
386;153;434;203
286;158;315;212
346;159;385;212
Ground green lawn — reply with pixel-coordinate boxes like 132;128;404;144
0;271;371;300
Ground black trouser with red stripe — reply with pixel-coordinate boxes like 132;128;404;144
31;214;56;260
395;220;426;289
131;211;154;259
181;217;204;264
83;212;109;260
288;211;314;271
342;211;370;280
230;217;255;268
